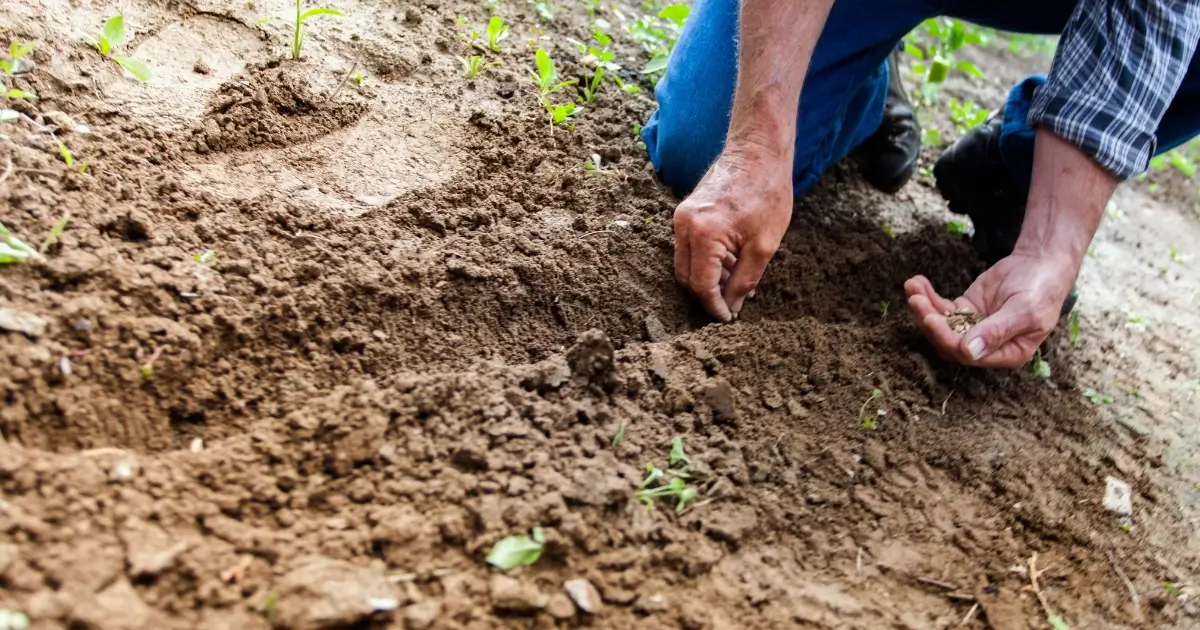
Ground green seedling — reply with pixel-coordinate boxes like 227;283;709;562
1;40;35;76
1068;310;1080;348
880;300;889;319
546;101;579;125
1082;388;1113;405
4;88;35;100
530;0;556;22
486;0;502;13
57;141;87;172
921;127;943;148
486;16;510;52
40;211;70;254
858;388;883;430
263;0;344;60
94;15;151;81
635;476;697;514
949;98;987;134
530;48;574;95
0;609;30;630
1030;350;1051;379
584;153;613;175
881;222;894;237
1047;615;1070;630
455;15;481;46
632;122;646;151
194;249;217;265
460;54;497;79
632;3;689;77
1123;310;1148;332
905;18;985;102
1165;581;1183;597
669;436;692;468
486;527;544;570
353;70;366;86
0;222;38;264
1087;244;1097;258
946;219;970;236
140;346;164;378
611;421;626;447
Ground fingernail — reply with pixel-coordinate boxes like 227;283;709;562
967;337;986;359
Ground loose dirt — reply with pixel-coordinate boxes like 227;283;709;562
2;2;1200;629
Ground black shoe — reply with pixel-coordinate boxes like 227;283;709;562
933;108;1079;316
850;48;921;194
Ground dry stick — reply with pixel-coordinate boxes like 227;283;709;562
328;60;359;102
1107;549;1143;621
1027;553;1056;618
918;576;961;591
960;602;980;626
940;390;954;416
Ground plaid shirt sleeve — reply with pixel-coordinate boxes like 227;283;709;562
1028;0;1200;179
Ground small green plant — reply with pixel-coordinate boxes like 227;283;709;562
635;439;700;514
460;54;496;79
1;40;35;76
905;18;985;102
633;4;689;76
611;421;626;447
1069;310;1080;348
1030;350;1051;379
486;16;510;52
1165;581;1184;597
353;70;366;86
669;436;692;467
94;15;151;81
4;87;35;100
1083;388;1113;405
40;211;70;253
530;48;574;94
530;0;556;21
949;98;987;134
194;249;217;265
0;222;38;264
57;141;88;173
266;0;344;60
547;101;579;125
486;527;545;570
858;389;883;430
879;300;890;318
946;219;970;236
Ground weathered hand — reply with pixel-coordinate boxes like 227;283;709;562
904;251;1079;368
673;147;793;322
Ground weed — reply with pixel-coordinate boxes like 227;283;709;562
1083;388;1113;405
40;211;70;254
1;40;34;76
0;222;38;264
57;141;88;173
611;421;626;447
1030;350;1051;379
486;16;511;52
1069;310;1080;349
858;389;883;430
94;15;151;81
879;301;889;319
946;219;970;236
486;527;545;569
460;54;497;79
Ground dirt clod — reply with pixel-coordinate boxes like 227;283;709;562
567;329;615;380
564;578;604;614
273;556;400;630
489;575;547;613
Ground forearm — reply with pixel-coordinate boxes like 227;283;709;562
1013;129;1117;266
725;0;833;158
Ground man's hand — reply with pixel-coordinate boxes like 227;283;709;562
674;147;793;322
904;251;1078;367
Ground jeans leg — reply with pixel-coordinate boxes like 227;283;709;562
641;0;942;197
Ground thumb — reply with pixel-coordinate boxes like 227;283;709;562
723;239;773;316
961;302;1031;365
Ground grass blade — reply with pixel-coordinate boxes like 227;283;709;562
298;7;345;21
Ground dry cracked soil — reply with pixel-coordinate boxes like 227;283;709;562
2;1;1200;629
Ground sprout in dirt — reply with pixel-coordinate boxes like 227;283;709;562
94;15;152;81
858;388;883;430
632;3;689;77
1083;388;1113;405
1;40;35;76
40;211;70;254
58;141;87;172
904;18;986;102
669;436;691;468
530;0;556;22
353;70;366;86
611;421;626;447
1030;350;1051;379
486;16;510;52
486;527;545;570
946;219;970;237
635;476;697;514
4;88;35;100
879;300;889;318
194;249;217;265
583;153;617;176
635;443;700;514
460;54;497;79
263;0;344;60
530;48;574;95
1068;311;1080;349
0;222;38;264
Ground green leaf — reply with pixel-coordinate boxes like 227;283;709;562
1031;358;1051;379
486;531;545;570
1047;615;1070;630
57;141;74;167
98;37;112;57
658;3;689;26
903;42;924;60
11;41;35;61
0;60;11;74
534;48;556;88
40;211;70;254
0;222;37;264
4;88;36;100
102;15;127;49
955;60;984;79
669;437;691;468
642;53;668;74
112;56;151;81
611;421;626;447
298;7;345;22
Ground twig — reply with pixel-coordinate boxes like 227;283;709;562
1107;549;1143;621
1027;553;1055;617
918;576;961;591
960;602;980;626
328;60;358;102
941;390;954;416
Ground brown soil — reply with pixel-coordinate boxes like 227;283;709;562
2;3;1199;630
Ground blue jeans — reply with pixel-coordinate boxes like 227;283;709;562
642;0;1200;197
